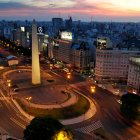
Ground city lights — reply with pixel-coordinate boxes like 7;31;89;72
90;86;95;93
67;72;71;79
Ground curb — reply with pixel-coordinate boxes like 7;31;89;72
12;88;96;125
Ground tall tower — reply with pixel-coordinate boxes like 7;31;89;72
32;19;41;85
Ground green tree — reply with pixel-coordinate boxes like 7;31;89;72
24;117;63;140
120;93;140;121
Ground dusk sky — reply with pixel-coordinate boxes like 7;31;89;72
0;0;140;22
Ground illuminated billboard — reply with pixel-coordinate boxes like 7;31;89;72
61;31;72;40
21;27;25;32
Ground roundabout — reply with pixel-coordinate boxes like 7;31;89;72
1;67;96;125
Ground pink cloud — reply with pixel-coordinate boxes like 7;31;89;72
0;0;139;21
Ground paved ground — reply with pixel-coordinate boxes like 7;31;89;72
7;70;69;104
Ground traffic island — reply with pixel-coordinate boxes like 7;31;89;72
15;94;90;120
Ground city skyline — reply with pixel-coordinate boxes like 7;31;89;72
0;0;140;22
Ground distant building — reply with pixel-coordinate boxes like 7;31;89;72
52;18;63;34
3;27;13;39
65;16;72;30
71;41;90;71
13;27;30;48
127;57;140;94
97;37;113;49
95;48;140;81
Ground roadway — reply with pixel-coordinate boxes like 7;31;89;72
0;87;29;139
41;64;140;140
0;63;139;139
69;81;140;140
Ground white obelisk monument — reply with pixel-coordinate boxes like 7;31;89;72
32;19;41;85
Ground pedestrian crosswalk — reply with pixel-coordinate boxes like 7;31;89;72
75;121;103;135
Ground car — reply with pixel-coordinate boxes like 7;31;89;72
13;88;19;92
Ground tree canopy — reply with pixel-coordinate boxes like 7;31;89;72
121;93;140;121
23;117;73;140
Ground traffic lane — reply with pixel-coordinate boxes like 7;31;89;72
0;94;28;138
68;85;126;140
0;101;26;138
41;63;86;82
52;69;85;83
79;85;133;126
76;85;139;138
93;87;140;137
92;87;140;138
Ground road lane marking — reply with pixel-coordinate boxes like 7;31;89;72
16;113;30;123
51;71;62;77
46;73;52;77
0;89;20;113
10;117;26;129
0;90;11;109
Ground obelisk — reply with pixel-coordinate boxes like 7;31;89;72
32;19;41;85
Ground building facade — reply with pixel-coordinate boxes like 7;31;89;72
53;39;72;64
71;41;90;71
95;48;140;80
49;39;91;71
127;57;140;94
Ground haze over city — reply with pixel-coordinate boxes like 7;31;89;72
0;0;140;22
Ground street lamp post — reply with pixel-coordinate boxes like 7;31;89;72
7;79;11;97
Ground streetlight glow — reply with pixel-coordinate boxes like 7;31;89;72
67;72;71;79
90;86;95;93
8;83;11;87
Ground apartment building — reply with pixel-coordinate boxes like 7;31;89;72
71;41;90;71
95;48;140;80
127;57;140;94
49;38;91;71
53;39;72;64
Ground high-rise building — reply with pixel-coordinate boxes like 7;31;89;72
52;18;63;34
65;16;72;30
